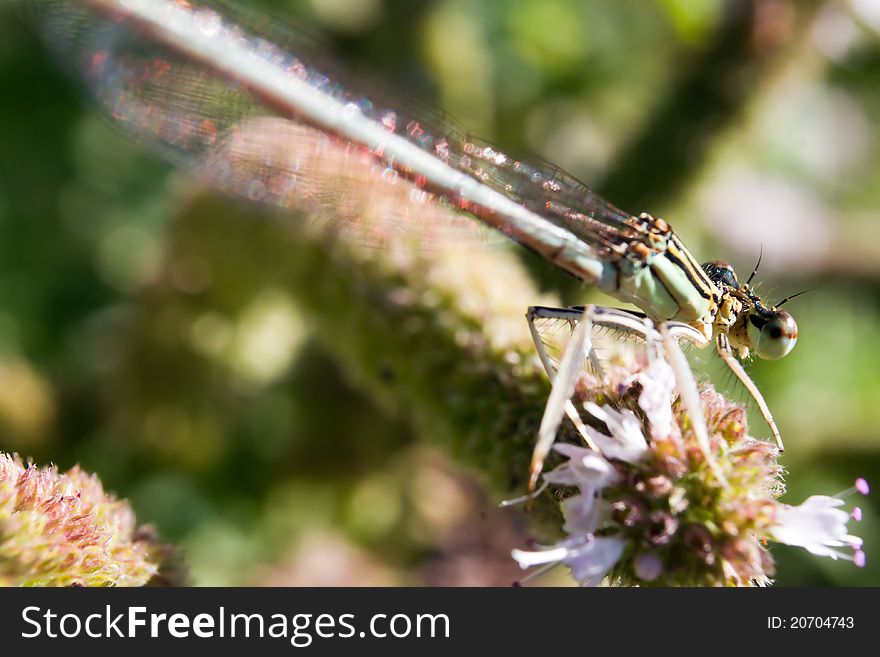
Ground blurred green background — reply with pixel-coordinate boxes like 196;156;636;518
1;0;878;585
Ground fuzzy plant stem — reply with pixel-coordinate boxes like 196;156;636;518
166;120;568;525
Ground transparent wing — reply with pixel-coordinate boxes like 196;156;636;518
532;306;764;428
529;306;711;379
528;306;654;380
23;0;642;253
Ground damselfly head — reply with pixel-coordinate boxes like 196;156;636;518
745;288;813;359
747;308;798;360
704;258;799;359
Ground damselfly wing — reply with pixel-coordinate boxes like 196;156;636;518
21;0;800;487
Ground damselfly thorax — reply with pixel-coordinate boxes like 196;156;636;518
555;210;797;360
22;0;801;488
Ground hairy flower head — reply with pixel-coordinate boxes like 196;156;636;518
0;453;170;586
513;336;865;587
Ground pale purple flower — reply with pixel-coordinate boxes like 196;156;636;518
512;534;626;587
542;444;620;491
559;493;598;535
512;443;627;585
512;330;867;586
582;402;648;464
770;495;863;560
544;445;617;536
633;358;677;441
567;536;627;586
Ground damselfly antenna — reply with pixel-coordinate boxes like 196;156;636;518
745;246;763;287
775;288;817;308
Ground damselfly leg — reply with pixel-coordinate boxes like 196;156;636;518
713;333;784;451
526;305;729;489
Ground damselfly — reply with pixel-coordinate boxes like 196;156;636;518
22;0;800;487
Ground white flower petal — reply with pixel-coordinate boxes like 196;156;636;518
564;536;627;585
583;402;648;463
543;447;619;491
512;534;626;586
552;443;595;460
511;546;570;569
771;495;863;560
560;493;604;535
636;359;677;440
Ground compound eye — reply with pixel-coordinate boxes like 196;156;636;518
701;260;739;289
754;311;798;360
